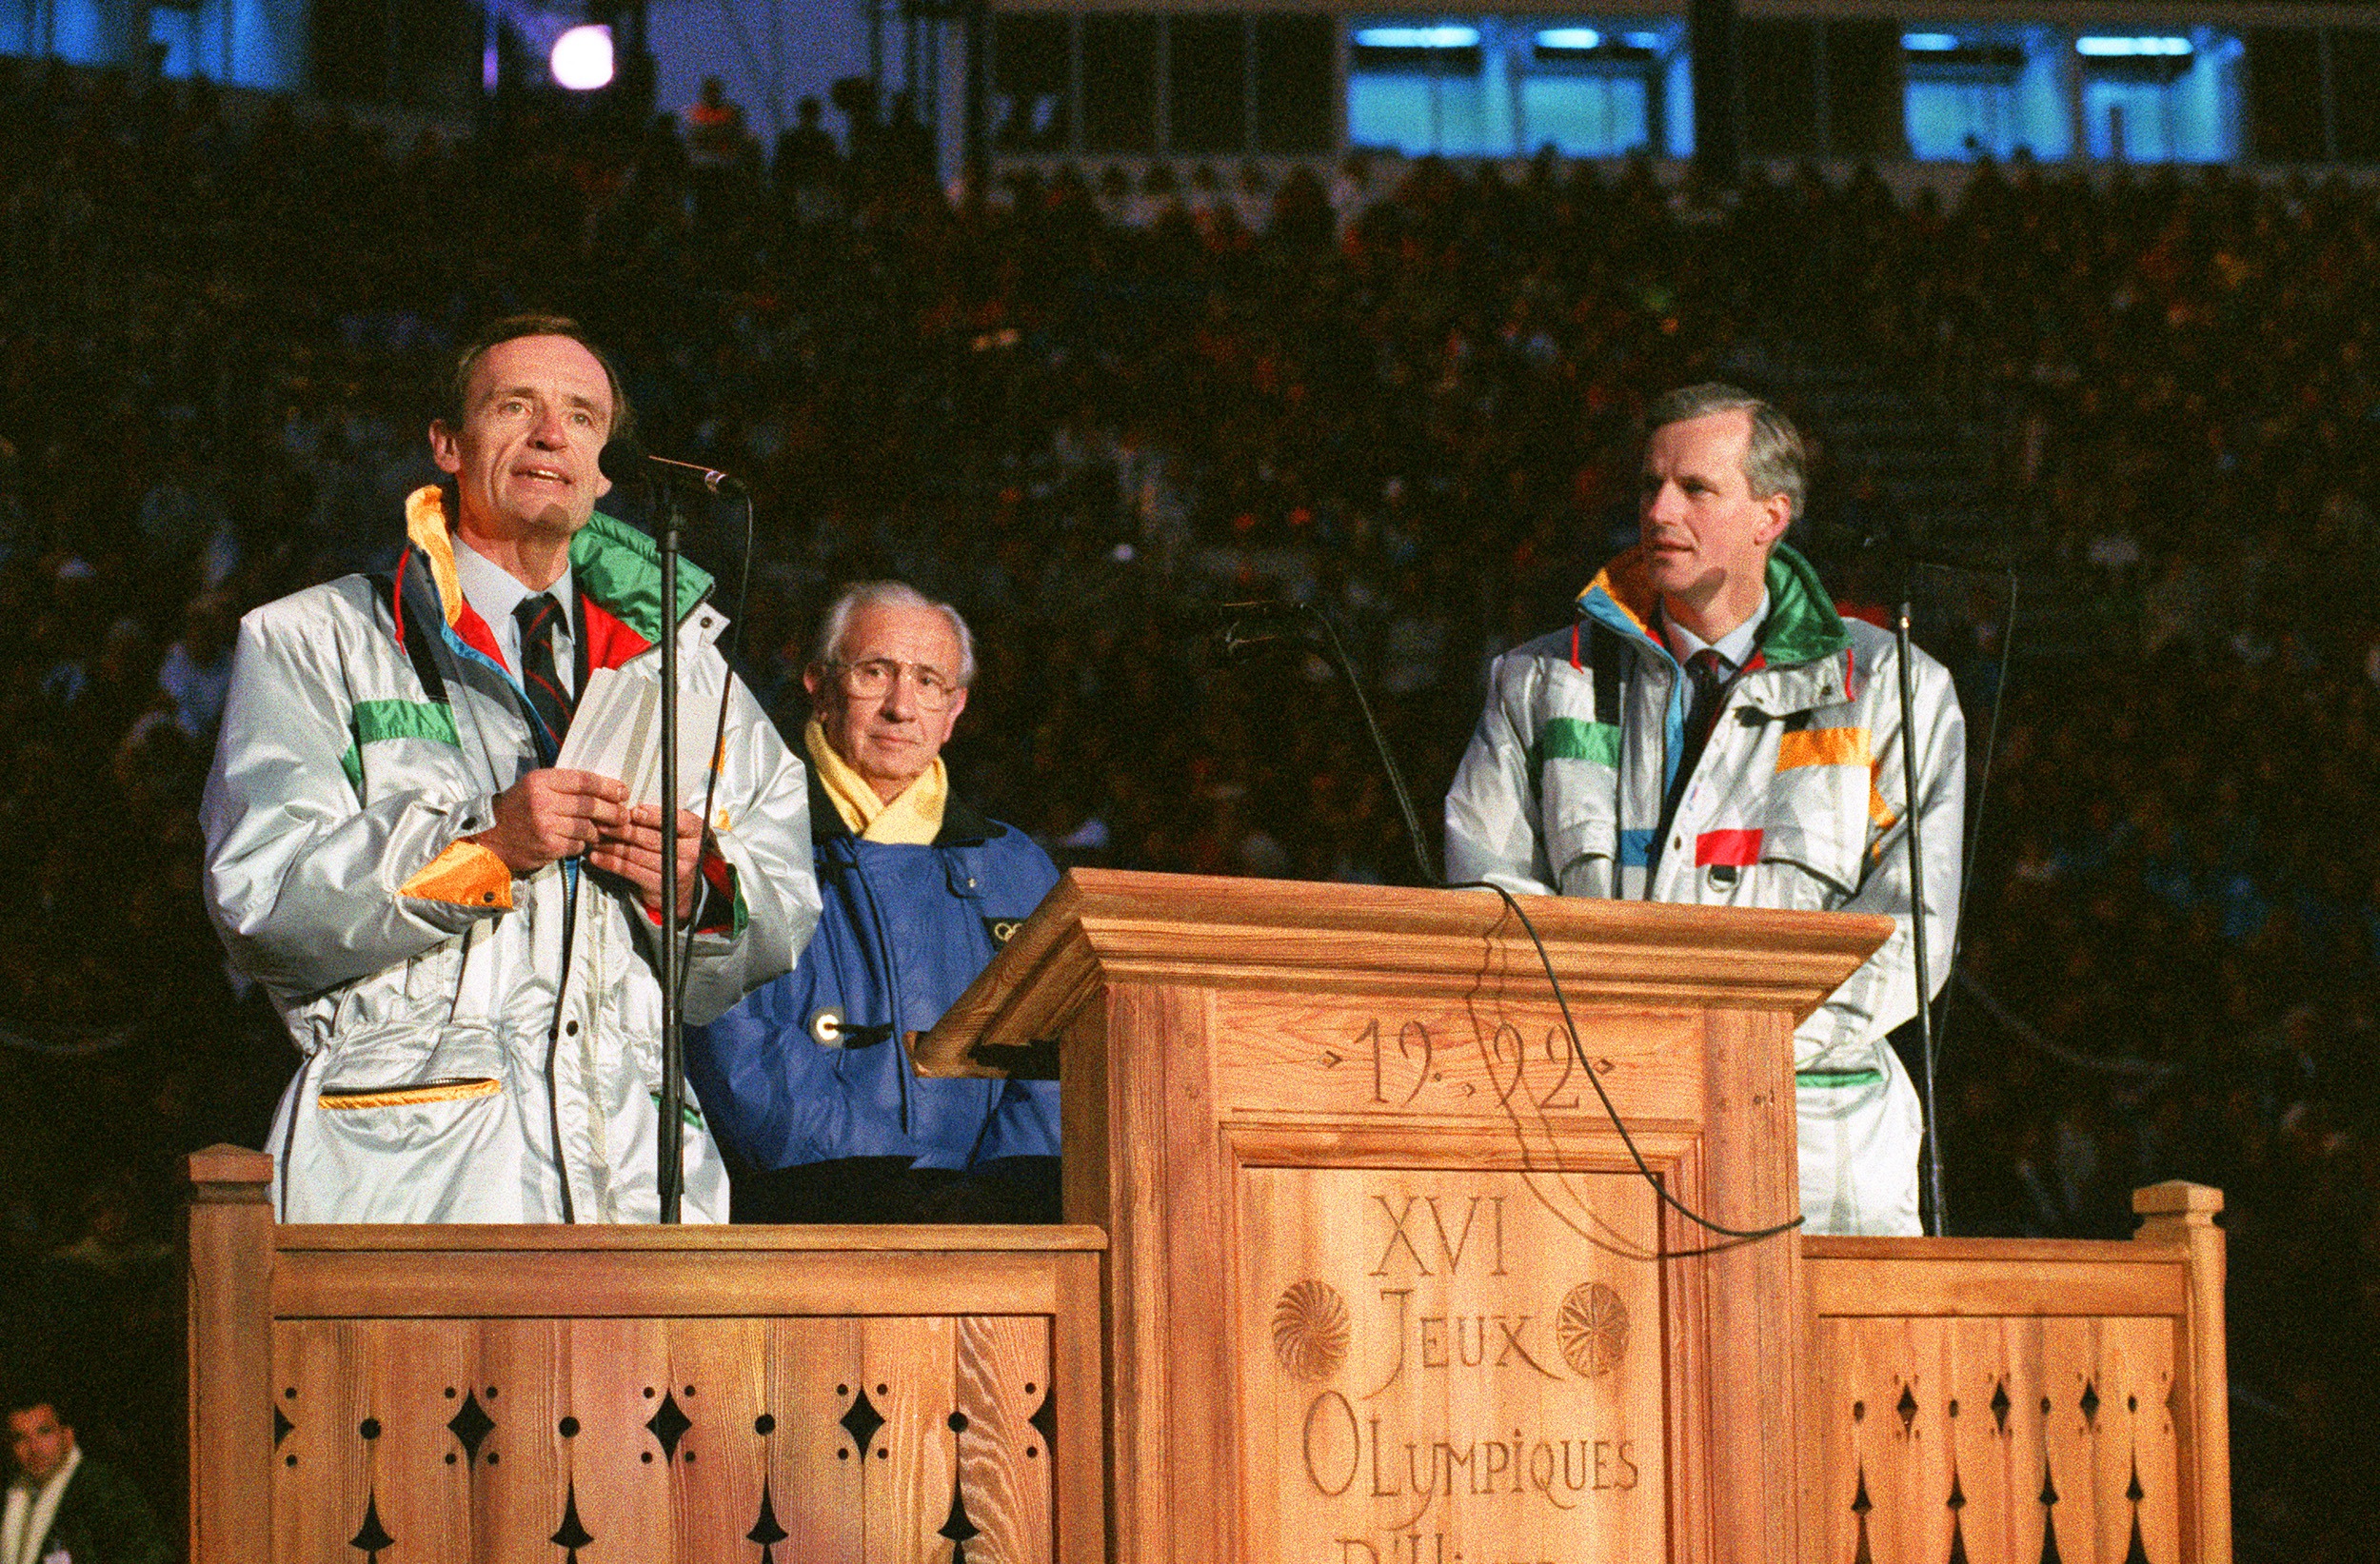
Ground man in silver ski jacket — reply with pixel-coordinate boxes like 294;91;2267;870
1444;384;1964;1235
202;316;819;1223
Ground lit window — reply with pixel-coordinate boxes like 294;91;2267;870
2074;36;2192;57
1352;26;1480;49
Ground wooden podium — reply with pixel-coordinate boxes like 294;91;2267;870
913;869;1888;1564
188;869;2231;1563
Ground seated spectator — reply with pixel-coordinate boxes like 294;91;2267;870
2;1387;172;1564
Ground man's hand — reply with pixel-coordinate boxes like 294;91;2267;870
471;770;628;876
588;804;707;921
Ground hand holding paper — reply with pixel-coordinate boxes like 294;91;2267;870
553;666;721;810
552;667;725;917
470;769;627;874
587;802;706;918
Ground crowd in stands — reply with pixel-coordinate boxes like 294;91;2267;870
1;53;2375;1556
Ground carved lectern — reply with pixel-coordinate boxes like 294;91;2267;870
912;868;1890;1564
187;869;2232;1564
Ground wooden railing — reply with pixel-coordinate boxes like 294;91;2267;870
1804;1181;2230;1564
186;1146;1106;1564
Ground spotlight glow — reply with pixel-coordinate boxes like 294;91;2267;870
1903;33;1963;51
1537;28;1602;50
550;24;615;90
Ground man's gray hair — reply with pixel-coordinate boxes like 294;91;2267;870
813;581;978;686
1643;383;1807;522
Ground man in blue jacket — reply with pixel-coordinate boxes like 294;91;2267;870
688;582;1061;1222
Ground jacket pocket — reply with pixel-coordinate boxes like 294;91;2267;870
310;1026;509;1155
1756;821;1865;907
1541;749;1622;890
1757;742;1872;900
319;1078;499;1111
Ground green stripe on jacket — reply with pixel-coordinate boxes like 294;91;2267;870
1539;716;1621;766
341;699;460;793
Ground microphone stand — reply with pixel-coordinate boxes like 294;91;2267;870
1894;580;1944;1237
1214;603;1438;886
655;474;686;1224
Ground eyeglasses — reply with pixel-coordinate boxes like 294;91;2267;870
827;658;961;710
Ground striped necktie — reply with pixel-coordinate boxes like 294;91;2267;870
513;592;574;758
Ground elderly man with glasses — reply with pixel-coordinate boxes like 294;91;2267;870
687;582;1063;1222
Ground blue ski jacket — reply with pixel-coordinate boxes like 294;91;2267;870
686;777;1061;1172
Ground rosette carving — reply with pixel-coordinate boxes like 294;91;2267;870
1271;1279;1351;1381
1556;1282;1629;1378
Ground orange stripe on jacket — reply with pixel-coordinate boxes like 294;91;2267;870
1777;725;1872;771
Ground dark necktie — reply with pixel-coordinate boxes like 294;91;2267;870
1657;648;1732;856
514;593;574;758
1680;648;1730;771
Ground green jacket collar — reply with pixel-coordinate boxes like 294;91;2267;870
1577;541;1851;669
570;510;716;646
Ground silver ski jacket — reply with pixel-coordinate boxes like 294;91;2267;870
1445;542;1964;1079
203;486;821;1223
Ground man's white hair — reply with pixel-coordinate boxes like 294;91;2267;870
812;581;977;687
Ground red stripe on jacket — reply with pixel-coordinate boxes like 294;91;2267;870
1695;828;1764;867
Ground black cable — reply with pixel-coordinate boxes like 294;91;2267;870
1903;560;2021;1235
1931;564;2019;1062
1214;600;1438;885
673;488;760;1007
1301;609;1438;885
1444;878;1805;1255
1213;599;1793;1253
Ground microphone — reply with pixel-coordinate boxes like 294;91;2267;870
1196;598;1439;884
1858;531;2000;573
599;438;746;496
1200;600;1312;655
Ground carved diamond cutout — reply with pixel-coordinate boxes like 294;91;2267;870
446;1390;495;1458
940;1475;982;1563
1851;1469;1872;1515
1991;1380;2012;1434
839;1385;885;1456
2037;1464;2066;1564
747;1476;789;1559
645;1391;693;1461
2126;1458;2144;1504
273;1406;294;1448
550;1479;595;1561
1896;1384;1918;1433
1029;1384;1056;1448
1948;1470;1966;1511
2079;1381;2101;1427
348;1492;394;1560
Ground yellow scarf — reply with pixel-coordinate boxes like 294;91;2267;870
805;718;947;844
